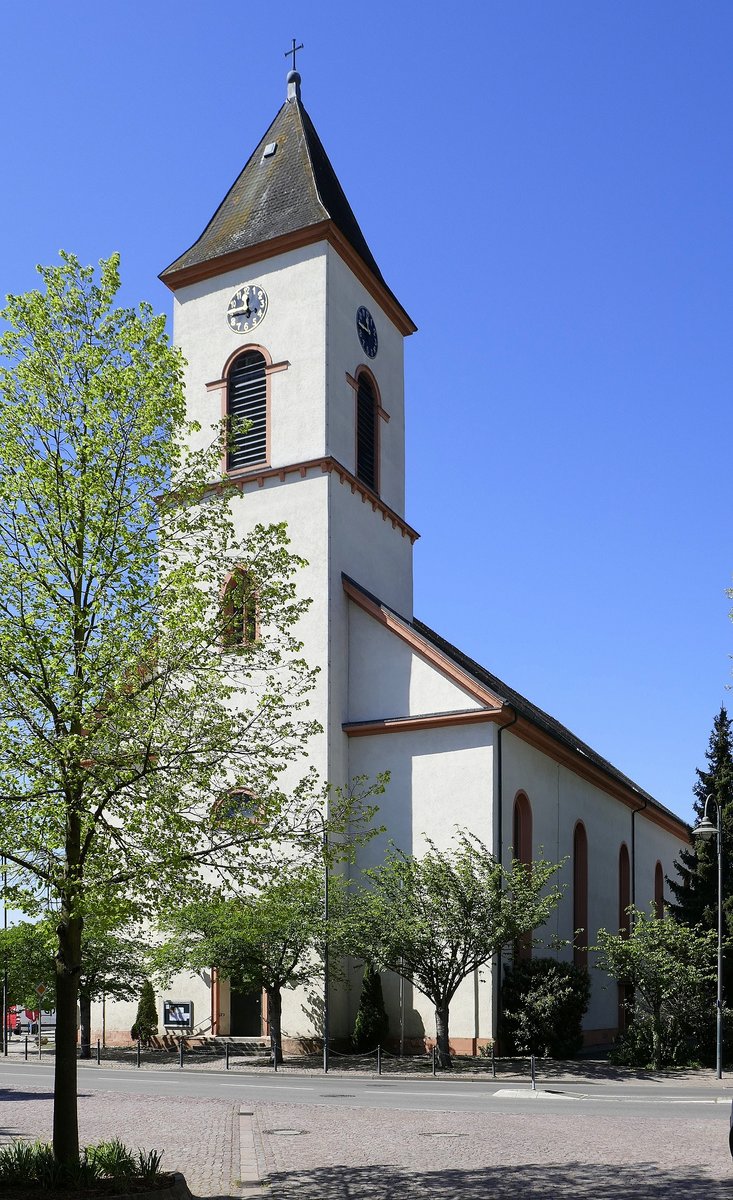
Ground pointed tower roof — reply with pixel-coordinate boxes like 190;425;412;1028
161;72;415;334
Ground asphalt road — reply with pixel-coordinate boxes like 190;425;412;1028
0;1059;730;1123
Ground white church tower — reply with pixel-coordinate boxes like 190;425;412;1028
161;66;418;801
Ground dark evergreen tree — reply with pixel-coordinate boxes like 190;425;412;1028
352;964;389;1052
667;706;733;999
130;980;158;1045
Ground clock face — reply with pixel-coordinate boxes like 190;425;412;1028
356;305;378;358
227;283;268;334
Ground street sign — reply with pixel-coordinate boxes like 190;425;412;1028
35;984;46;998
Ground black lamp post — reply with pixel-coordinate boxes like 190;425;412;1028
306;808;329;1074
692;794;723;1080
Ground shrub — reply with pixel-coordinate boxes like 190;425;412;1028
130;979;158;1044
352;964;389;1052
500;956;591;1058
0;1139;165;1190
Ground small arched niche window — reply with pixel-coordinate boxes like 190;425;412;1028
227;350;267;471
513;792;533;961
618;843;631;937
355;370;378;492
573;821;588;970
654;861;664;918
221;568;258;649
212;788;257;831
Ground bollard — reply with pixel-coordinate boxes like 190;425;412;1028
273;1045;278;1073
136;1039;141;1068
24;1035;27;1062
179;1039;184;1069
225;1042;230;1071
97;1038;101;1066
491;1043;496;1079
530;1054;536;1091
432;1045;437;1076
377;1045;382;1076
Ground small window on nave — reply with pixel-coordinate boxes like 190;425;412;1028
227;350;267;471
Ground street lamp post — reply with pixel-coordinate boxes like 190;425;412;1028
306;808;330;1075
692;794;723;1080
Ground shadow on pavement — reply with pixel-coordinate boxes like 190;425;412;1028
265;1161;731;1198
0;1090;54;1101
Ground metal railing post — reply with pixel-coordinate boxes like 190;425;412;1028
225;1041;230;1071
96;1038;101;1066
432;1045;437;1076
137;1039;141;1068
377;1045;382;1076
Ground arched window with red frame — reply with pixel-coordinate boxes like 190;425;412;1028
618;843;631;937
654;861;664;918
227;349;267;471
513;792;533;960
573;821;588;970
221;568;258;649
355;369;378;493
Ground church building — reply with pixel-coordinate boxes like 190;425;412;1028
98;66;688;1051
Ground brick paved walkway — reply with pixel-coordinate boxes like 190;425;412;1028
0;1089;241;1198
253;1100;732;1199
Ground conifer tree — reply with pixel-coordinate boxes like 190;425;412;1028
131;980;158;1046
352;964;389;1052
667;706;733;997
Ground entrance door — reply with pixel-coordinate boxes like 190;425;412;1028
230;988;262;1037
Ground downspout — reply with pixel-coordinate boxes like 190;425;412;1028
493;706;518;1051
631;797;649;912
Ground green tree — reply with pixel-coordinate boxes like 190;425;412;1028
131;980;158;1045
352;833;563;1068
595;907;716;1069
0;254;320;1165
500;957;590;1058
667;707;733;998
156;871;344;1064
0;917;149;1058
351;964;389;1053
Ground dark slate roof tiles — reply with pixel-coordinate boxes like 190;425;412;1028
161;96;385;285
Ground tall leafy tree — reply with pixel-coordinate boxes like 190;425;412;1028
595;907;716;1069
351;833;563;1068
156;776;385;1064
0;917;149;1057
0;253;320;1164
667;706;733;996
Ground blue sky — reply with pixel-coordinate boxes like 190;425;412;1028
1;2;731;822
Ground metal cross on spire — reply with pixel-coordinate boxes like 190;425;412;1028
284;39;304;72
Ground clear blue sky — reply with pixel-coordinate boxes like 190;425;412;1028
1;2;731;822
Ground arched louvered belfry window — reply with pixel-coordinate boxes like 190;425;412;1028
356;371;378;492
227;350;267;471
573;821;588;970
513;792;533;960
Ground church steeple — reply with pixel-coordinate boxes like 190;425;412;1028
160;70;414;333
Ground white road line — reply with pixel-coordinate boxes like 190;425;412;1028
217;1082;315;1091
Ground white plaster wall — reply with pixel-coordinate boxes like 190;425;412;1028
500;731;689;1036
325;247;406;517
89;971;212;1045
345;725;494;1044
346;603;481;722
173;244;328;465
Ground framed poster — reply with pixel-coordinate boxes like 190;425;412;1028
163;1000;193;1028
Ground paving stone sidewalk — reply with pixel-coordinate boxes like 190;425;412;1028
0;1089;242;1199
252;1099;732;1199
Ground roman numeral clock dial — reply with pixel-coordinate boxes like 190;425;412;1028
227;284;268;334
356;305;378;358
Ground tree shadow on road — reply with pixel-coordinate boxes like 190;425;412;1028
262;1161;731;1199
